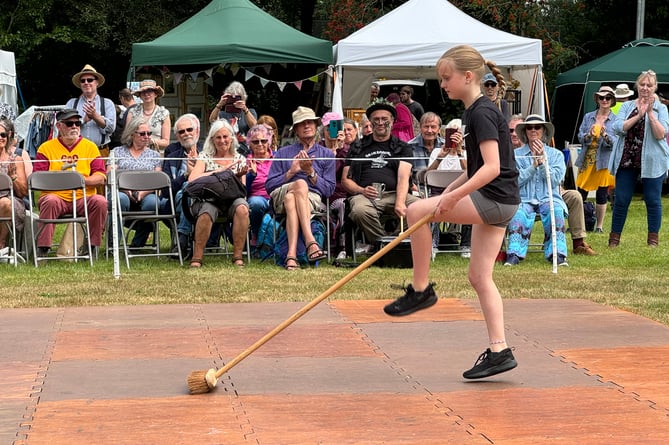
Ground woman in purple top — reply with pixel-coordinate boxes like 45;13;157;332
245;125;273;242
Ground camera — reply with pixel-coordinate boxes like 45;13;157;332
225;95;243;113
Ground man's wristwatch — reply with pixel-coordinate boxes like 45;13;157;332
308;171;317;179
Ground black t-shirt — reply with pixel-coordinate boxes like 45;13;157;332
462;96;520;205
345;138;412;191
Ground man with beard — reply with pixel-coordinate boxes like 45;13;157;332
342;102;421;244
162;114;203;257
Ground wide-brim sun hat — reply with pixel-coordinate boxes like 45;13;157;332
516;114;555;144
71;64;105;88
365;102;396;120
594;86;617;107
290;106;321;130
615;83;634;99
133;79;165;98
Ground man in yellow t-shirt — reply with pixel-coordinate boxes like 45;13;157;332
33;108;108;257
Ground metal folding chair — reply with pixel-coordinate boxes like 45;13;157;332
423;169;466;256
28;171;93;266
0;172;20;266
113;170;182;268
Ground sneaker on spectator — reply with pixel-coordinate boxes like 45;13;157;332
548;254;569;266
463;347;518;379
336;250;347;260
384;282;437;316
459;246;471;259
504;253;520;266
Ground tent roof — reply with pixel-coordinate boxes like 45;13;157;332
130;0;332;67
555;38;669;87
335;0;542;68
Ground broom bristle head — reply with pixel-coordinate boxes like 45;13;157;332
187;368;217;395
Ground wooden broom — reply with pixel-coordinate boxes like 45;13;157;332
187;210;435;394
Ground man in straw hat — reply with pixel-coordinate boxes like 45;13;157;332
66;64;116;150
504;114;569;267
265;106;335;270
611;83;634;115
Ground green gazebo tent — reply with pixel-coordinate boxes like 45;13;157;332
130;0;333;68
552;38;669;145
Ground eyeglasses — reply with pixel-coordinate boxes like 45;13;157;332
598;96;613;101
139;90;155;95
62;121;82;127
484;82;497;88
177;127;194;135
251;139;268;145
135;131;152;137
508;128;515;133
80;78;96;84
0;132;7;138
525;125;544;131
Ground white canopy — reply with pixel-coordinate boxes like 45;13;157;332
332;0;545;118
0;50;18;118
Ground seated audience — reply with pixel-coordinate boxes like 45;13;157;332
162;114;203;257
32;109;108;258
245;125;273;247
265;107;335;270
342;102;420;245
188;120;249;268
107;118;164;248
508;115;596;256
0;119;27;247
505;115;568;266
126;80;171;152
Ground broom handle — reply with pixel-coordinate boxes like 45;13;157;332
214;210;436;378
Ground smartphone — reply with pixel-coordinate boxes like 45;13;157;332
224;95;243;114
328;119;343;139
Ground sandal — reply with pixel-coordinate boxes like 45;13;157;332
306;241;327;263
232;256;245;268
190;258;202;268
285;256;300;271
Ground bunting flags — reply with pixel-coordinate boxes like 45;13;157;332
146;64;333;92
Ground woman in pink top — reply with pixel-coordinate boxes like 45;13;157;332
387;93;415;142
246;125;274;242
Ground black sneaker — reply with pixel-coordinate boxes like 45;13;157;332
463;347;517;379
37;247;50;258
383;282;438;316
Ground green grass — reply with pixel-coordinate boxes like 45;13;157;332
2;197;669;327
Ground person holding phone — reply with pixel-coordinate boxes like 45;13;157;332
209;81;257;154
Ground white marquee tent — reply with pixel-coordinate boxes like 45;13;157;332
0;49;18;118
332;0;545;118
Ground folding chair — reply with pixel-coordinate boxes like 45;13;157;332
422;169;466;255
28;171;93;267
0;172;20;266
113;170;182;268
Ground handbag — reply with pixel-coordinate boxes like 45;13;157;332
183;170;246;222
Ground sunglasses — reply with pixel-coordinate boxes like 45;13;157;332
251;139;269;145
135;131;152;137
0;132;7;138
80;77;96;84
525;125;544;131
484;82;497;87
508;128;515;134
177;127;194;135
598;96;613;101
62;121;82;127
